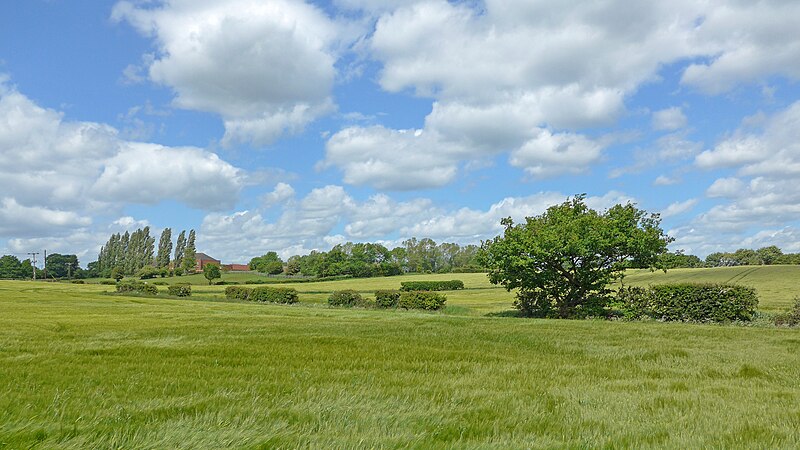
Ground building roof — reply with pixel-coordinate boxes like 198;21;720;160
195;252;219;262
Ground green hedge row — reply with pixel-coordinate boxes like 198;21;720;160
116;280;158;296
224;286;298;304
167;284;192;297
616;283;758;322
399;280;464;291
328;290;368;307
375;290;401;308
398;291;447;310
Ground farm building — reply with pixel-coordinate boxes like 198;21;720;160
195;253;220;271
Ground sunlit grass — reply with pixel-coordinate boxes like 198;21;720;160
1;280;799;448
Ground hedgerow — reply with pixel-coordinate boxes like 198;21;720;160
249;287;298;304
116;280;159;296
616;283;758;322
399;280;464;291
328;290;364;307
167;284;192;297
375;290;401;308
398;291;447;311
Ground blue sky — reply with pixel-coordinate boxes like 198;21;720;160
2;0;800;265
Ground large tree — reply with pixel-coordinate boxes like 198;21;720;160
173;230;187;271
249;251;284;275
182;230;197;274
156;228;173;269
478;195;672;318
44;253;79;278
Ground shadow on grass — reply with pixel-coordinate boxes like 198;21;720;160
485;309;524;318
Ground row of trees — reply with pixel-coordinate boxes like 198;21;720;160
248;239;483;278
0;253;84;279
93;227;196;278
705;246;800;266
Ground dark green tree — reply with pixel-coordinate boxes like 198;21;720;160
173;230;187;272
203;262;221;285
249;251;284;275
0;255;25;279
182;230;197;274
479;195;672;318
156;228;173;269
44;253;79;278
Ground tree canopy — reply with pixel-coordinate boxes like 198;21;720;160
478;195;672;318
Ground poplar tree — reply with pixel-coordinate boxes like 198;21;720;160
173;230;186;270
156;228;172;269
182;229;197;274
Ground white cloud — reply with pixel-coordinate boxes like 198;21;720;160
653;175;680;186
0;198;91;238
113;0;342;146
261;182;295;208
509;130;604;178
680;1;800;94
652;107;688;131
706;177;745;198
660;198;698;218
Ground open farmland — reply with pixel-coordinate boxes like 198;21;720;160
1;269;799;448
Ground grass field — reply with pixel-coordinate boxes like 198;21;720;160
1;268;799;448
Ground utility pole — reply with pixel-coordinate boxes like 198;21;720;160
27;252;39;280
43;249;47;280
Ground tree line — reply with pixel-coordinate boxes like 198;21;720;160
249;238;484;278
658;246;800;269
92;227;197;278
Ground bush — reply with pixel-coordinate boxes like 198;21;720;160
375;290;401;308
399;280;464;291
249;287;299;304
328;290;364;307
398;291;447;311
153;281;168;286
137;266;161;280
225;286;252;301
774;298;800;327
167;284;192;297
116;280;159;296
616;283;758;322
99;279;116;285
71;280;85;284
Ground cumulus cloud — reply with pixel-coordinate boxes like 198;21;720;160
509;130;604;178
113;0;342;146
660;198;698;218
652;107;688;131
0;78;246;253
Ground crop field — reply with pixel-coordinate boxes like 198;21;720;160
1;267;799;448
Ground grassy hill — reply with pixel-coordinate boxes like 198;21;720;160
1;272;799;448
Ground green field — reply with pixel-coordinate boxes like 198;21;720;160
1;267;799;448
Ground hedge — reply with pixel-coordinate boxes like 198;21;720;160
375;290;401;308
616;283;758;322
116;280;159;296
167;284;192;297
774;298;800;327
225;286;252;301
328;290;364;307
399;280;464;291
250;287;298;304
398;291;447;311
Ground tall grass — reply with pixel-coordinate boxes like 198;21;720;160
1;280;799;448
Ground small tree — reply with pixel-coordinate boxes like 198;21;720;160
110;266;124;282
204;263;221;285
479;195;672;318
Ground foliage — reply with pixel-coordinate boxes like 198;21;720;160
657;251;704;269
374;290;401;308
182;230;197;274
156;228;172;269
249;252;284;275
615;283;759;322
250;287;299;304
398;291;447;310
96;227;156;276
44;253;80;278
773;298;800;327
479;195;672;318
0;255;28;279
705;246;800;266
137;265;161;279
203;263;221;285
173;230;187;271
110;266;124;282
400;280;464;291
115;280;159;296
328;290;365;307
225;286;252;301
167;283;192;297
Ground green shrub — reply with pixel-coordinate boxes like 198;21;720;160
137;266;161;280
225;286;252;301
398;291;447;311
116;280;158;296
375;290;401;308
328;290;364;307
250;287;298;304
99;279;116;285
616;283;758;322
774;298;800;327
167;284;192;297
399;280;464;291
153;281;168;286
71;280;85;284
